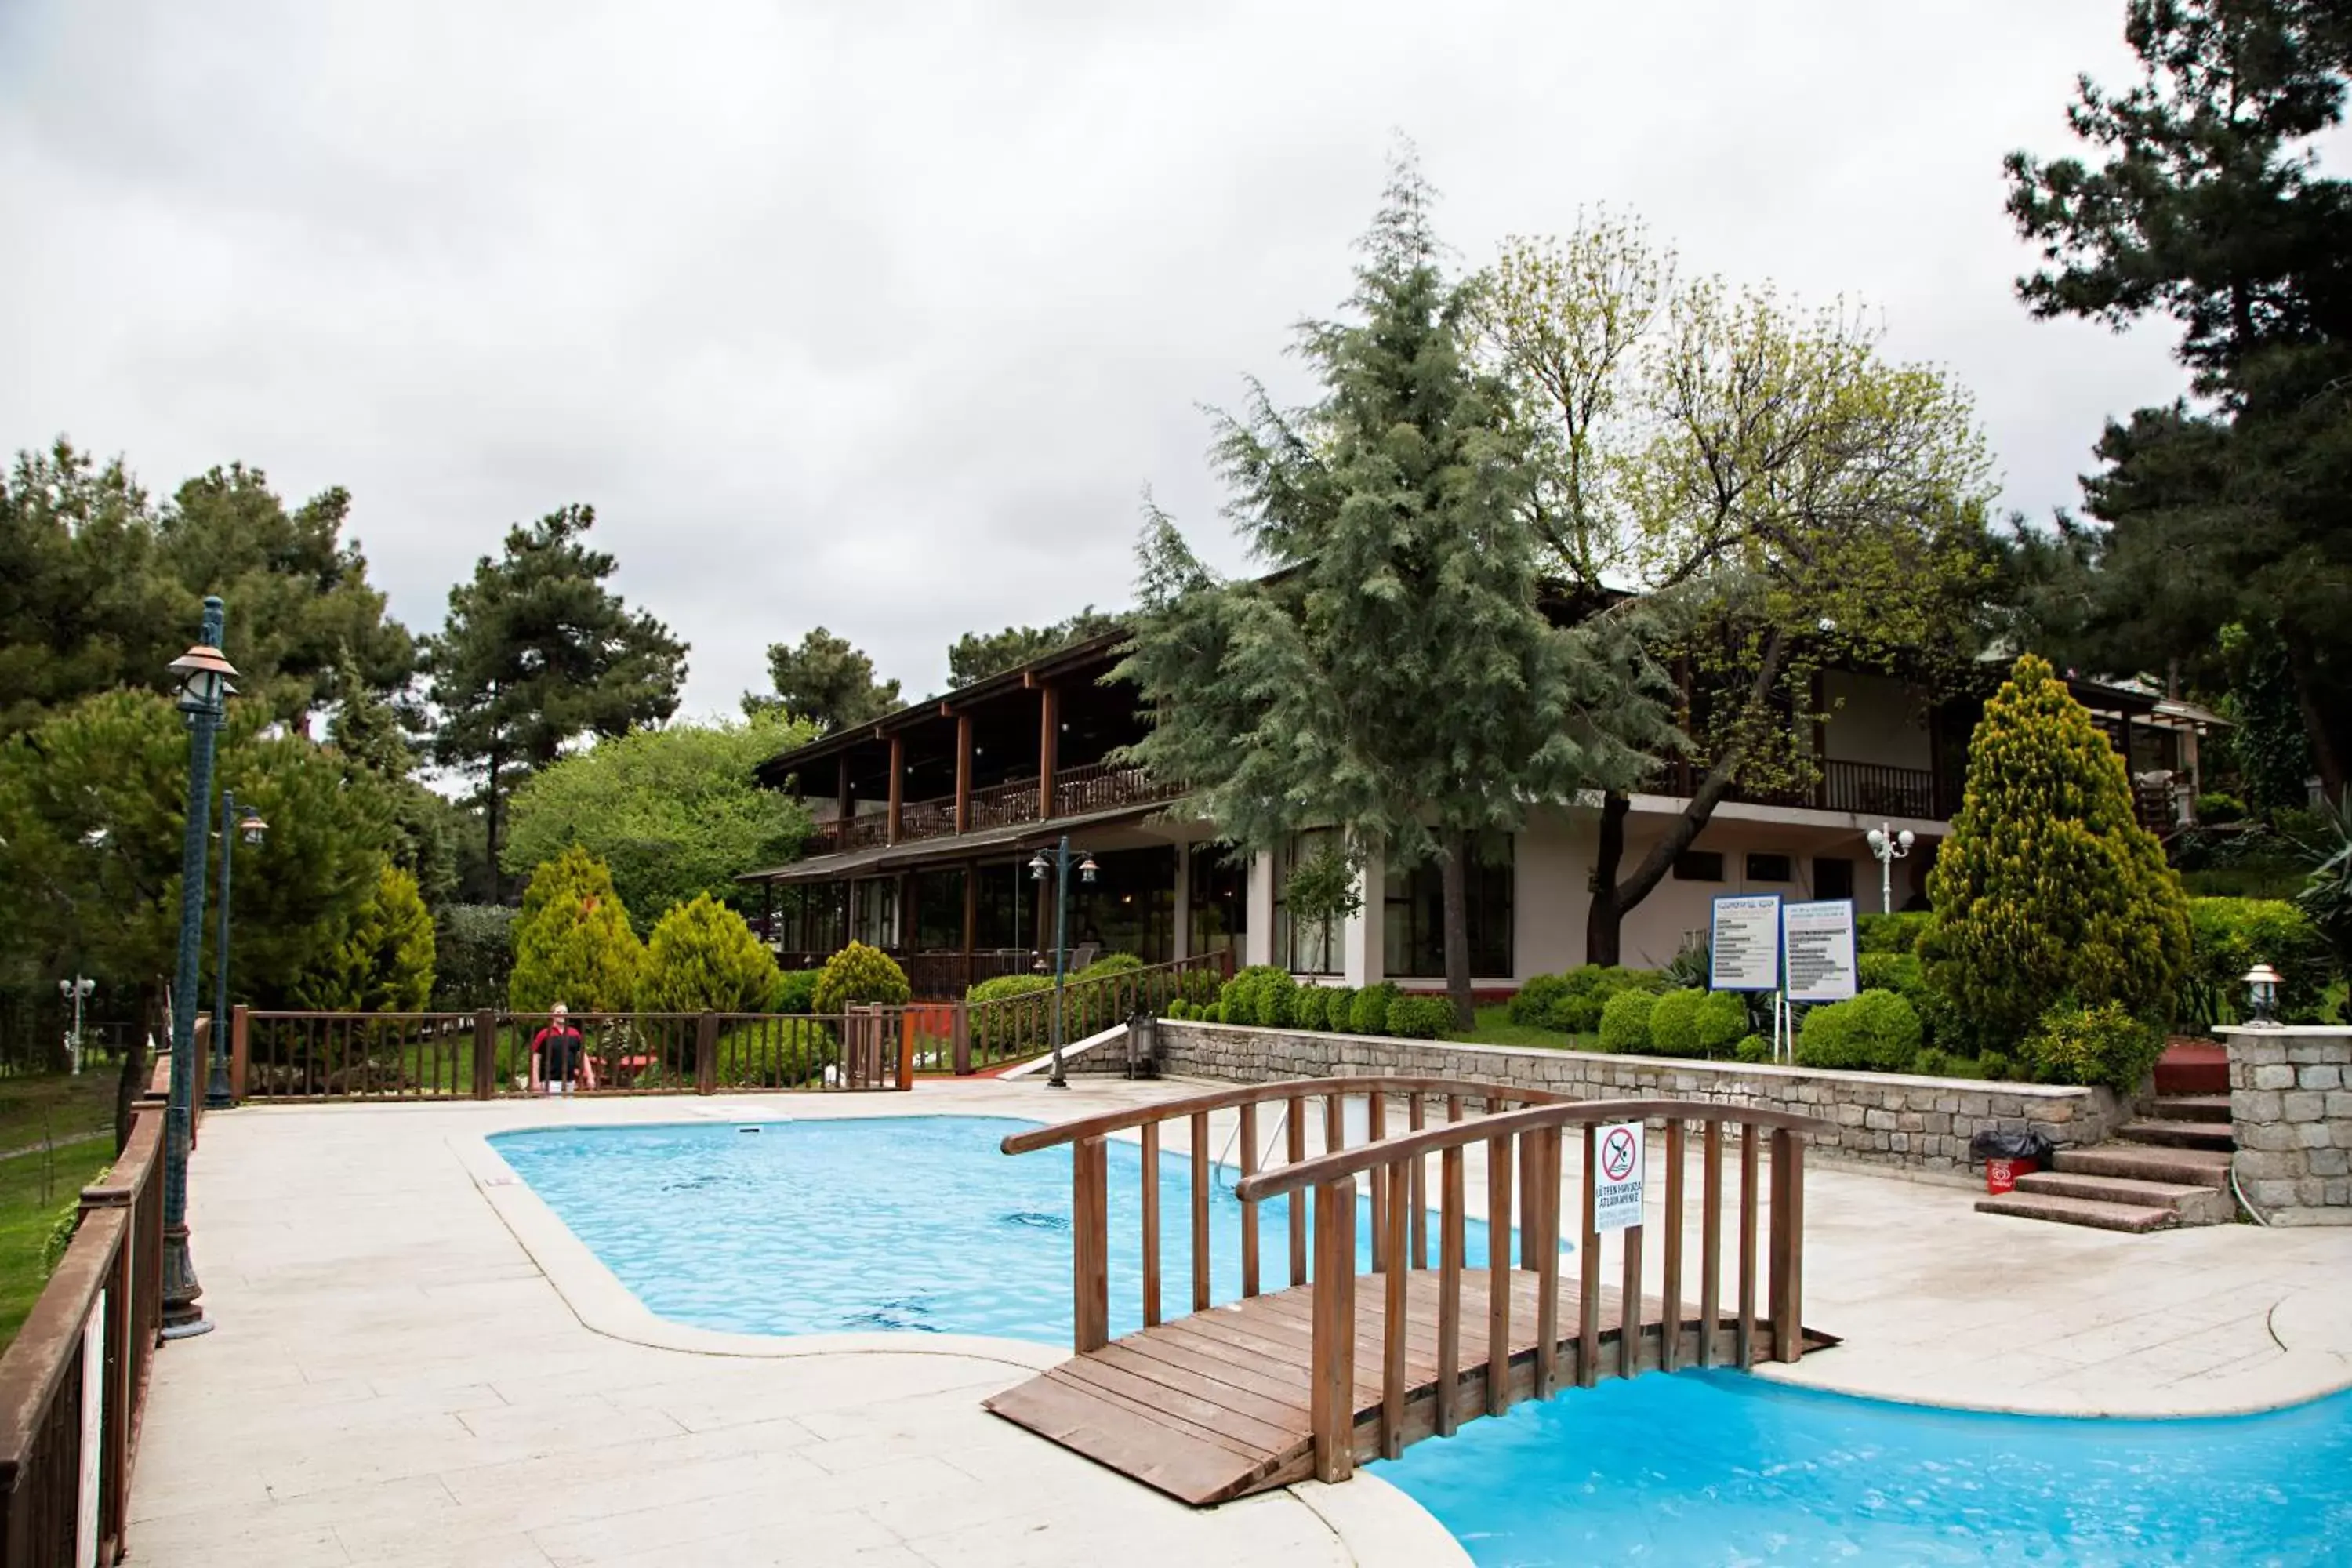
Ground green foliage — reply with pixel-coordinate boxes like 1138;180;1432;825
1073;953;1145;982
1282;844;1365;969
1320;985;1358;1033
2183;897;2336;1026
1508;973;1572;1027
1857;952;1925;996
1795;991;1925;1073
431;905;514;1010
1115;156;1674;1026
946;610;1124;688
771;967;821;1014
1290;987;1329;1031
1911;1048;1992;1081
967;972;1056;1056
812;941;910;1014
1922;655;2192;1051
1646;989;1749;1058
508;848;646;1013
502;713;815;931
1857;912;1933;955
747;626;900;731
1733;1033;1773;1065
1216;966;1297;1029
38;1203;82;1274
2299;794;2352;975
1598;989;1659;1054
2021;999;2165;1093
1384;994;1453;1040
638;895;779;1014
1511;965;1666;1035
290;862;435;1013
1348;982;1400;1036
2197;791;2248;825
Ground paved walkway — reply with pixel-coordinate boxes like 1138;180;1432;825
129;1079;2352;1566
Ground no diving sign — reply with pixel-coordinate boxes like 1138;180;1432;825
1593;1121;1645;1233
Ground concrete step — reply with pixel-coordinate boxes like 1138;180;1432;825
2119;1119;2235;1152
2012;1170;2234;1225
2148;1094;2232;1123
1974;1191;2176;1232
2053;1144;2232;1189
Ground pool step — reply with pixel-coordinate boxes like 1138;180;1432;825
2053;1145;2231;1189
2008;1171;2234;1227
1973;1191;2177;1232
2118;1119;2235;1152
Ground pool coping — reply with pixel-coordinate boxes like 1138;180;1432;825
452;1100;1474;1568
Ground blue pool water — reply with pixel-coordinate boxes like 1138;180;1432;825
496;1116;2349;1565
491;1115;1512;1340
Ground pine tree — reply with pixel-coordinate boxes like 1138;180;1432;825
639;895;779;1013
1922;654;2192;1052
1119;154;1672;1025
508;846;646;1012
744;627;900;730
292;862;436;1012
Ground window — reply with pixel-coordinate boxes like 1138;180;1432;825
1746;852;1793;884
912;868;965;952
1383;835;1513;978
1673;851;1724;882
1189;844;1247;960
1814;857;1854;901
775;882;846;957
1067;846;1178;964
851;877;898;949
1274;829;1345;975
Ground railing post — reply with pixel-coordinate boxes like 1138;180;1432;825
1769;1129;1805;1363
1310;1178;1357;1483
696;1012;720;1095
229;1005;249;1102
473;1011;497;1101
952;1002;972;1076
1073;1136;1109;1352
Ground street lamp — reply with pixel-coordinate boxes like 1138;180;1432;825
1864;823;1915;916
2242;963;2284;1028
162;596;236;1340
59;976;94;1074
204;793;268;1108
1029;835;1098;1089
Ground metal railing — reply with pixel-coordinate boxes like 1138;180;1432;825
1818;759;1937;820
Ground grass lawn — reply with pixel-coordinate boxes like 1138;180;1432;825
0;1125;117;1352
1450;1004;1600;1053
0;1069;121;1156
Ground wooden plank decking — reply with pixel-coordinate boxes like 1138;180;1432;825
985;1267;1833;1507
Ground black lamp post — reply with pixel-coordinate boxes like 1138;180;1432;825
1029;834;1098;1089
204;791;268;1109
164;597;237;1339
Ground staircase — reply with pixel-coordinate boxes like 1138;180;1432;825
1975;1093;2238;1232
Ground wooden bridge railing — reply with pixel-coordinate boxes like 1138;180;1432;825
999;1077;1574;1354
1236;1096;1827;1481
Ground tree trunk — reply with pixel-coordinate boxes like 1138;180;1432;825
1585;792;1631;965
1439;829;1474;1030
115;979;162;1154
2282;637;2347;804
485;742;504;904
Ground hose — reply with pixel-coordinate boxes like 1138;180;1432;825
2230;1150;2273;1228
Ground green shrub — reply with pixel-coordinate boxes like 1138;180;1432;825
1385;994;1452;1039
2022;999;2165;1093
1508;973;1571;1027
292;862;437;1012
510;847;646;1013
1646;989;1705;1057
431;903;515;1009
2183;897;2336;1026
1301;986;1339;1030
1857;911;1932;955
1795;990;1924;1073
1693;990;1748;1056
2197;791;2247;825
706;1015;837;1087
1349;981;1399;1035
1910;1047;1986;1080
1598;989;1658;1054
1733;1033;1773;1064
1164;999;1192;1021
771;967;821;1014
1175;966;1224;1008
813;941;911;1014
1921;655;2192;1052
968;972;1056;1055
1216;966;1297;1029
1073;952;1145;982
1978;1050;2016;1081
38;1203;82;1273
638;895;779;1014
1321;985;1357;1033
1518;965;1666;1034
1857;952;1922;995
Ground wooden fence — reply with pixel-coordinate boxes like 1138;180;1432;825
0;1080;167;1566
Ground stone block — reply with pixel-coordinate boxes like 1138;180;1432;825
1958;1094;1990;1118
2307;1149;2348;1178
2299;1065;2344;1091
2238;1039;2288;1065
2297;1121;2335;1149
2234;1150;2295;1179
2282;1091;2326;1122
1988;1094;2024;1117
2234;1090;2283;1123
2041;1099;2075;1124
2253;1064;2297;1091
2328;1179;2352;1208
2297;1177;2328;1207
2252;1178;2299;1207
2328;1092;2352;1120
2244;1123;2300;1152
1924;1112;1951;1136
2287;1042;2342;1064
1864;1109;1896;1131
1889;1133;1911;1152
1897;1112;1926;1132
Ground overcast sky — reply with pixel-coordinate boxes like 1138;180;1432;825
0;2;2190;716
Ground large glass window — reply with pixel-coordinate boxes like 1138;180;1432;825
1188;844;1247;960
1272;829;1345;975
1382;836;1513;979
912;868;966;952
851;877;898;949
1065;846;1177;964
774;882;846;957
973;860;1031;953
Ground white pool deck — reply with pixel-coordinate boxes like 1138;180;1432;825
132;1077;2352;1566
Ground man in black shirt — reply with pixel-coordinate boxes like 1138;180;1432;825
531;1003;586;1095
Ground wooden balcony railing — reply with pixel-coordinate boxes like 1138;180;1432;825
808;814;891;856
1052;760;1183;819
969;776;1042;832
898;796;958;843
1818;759;1937;820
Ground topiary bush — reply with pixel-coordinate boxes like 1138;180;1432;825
1384;994;1452;1039
1921;655;2192;1053
1320;985;1357;1033
636;895;779;1014
1646;989;1706;1057
771;967;821;1014
2021;999;2165;1093
1217;966;1297;1029
1539;965;1668;1034
1508;973;1572;1027
1795;990;1924;1073
510;846;646;1013
1693;990;1748;1056
1349;981;1399;1036
812;941;911;1014
1291;986;1330;1031
1597;989;1658;1054
2182;897;2336;1026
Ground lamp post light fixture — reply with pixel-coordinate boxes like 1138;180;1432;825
2242;963;2285;1029
1028;835;1098;1089
1864;823;1915;916
162;596;237;1340
204;792;268;1109
59;976;95;1074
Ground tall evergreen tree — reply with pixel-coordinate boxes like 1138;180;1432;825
744;626;900;731
1119;156;1671;1025
424;505;688;900
946;608;1124;688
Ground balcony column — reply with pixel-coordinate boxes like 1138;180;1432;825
837;756;851;830
1173;842;1191;961
1037;684;1059;821
1243;851;1275;968
955;712;973;834
1342;846;1385;988
887;734;905;844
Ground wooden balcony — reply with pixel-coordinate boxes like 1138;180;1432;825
799;763;1185;862
1053;759;1185;818
970;775;1043;832
1661;757;1947;820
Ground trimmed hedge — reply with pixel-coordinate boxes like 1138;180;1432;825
1350;982;1399;1036
1646;989;1748;1058
813;941;911;1014
1597;989;1658;1054
1321;985;1358;1033
1217;966;1298;1028
1385;994;1452;1040
1795;991;1923;1073
771;967;821;1014
1506;965;1666;1035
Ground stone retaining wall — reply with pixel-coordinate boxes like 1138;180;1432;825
2220;1025;2352;1225
1144;1019;2128;1180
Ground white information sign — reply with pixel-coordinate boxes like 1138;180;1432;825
1592;1120;1646;1233
1781;899;1860;1003
1709;895;1782;992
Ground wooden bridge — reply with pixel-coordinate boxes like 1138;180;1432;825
985;1079;1831;1506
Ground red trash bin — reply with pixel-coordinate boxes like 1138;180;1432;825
1984;1156;2038;1195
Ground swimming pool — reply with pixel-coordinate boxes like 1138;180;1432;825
494;1114;2348;1565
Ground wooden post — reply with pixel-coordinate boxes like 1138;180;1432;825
1532;1127;1563;1399
952;1001;971;1076
474;1010;498;1100
1619;1191;1644;1381
695;1011;720;1095
1142;1122;1162;1327
1239;1102;1261;1298
1287;1096;1308;1287
1737;1127;1760;1370
1073;1136;1109;1352
1381;1162;1409;1460
897;1013;915;1091
1661;1120;1686;1373
837;755;851;833
1368;1092;1387;1272
1310;1178;1357;1483
955;712;974;834
1485;1132;1513;1417
1578;1123;1601;1388
887;733;905;844
1037;684;1058;820
1436;1145;1464;1437
1769;1129;1805;1363
1190;1110;1211;1313
229;1004;250;1102
1699;1119;1722;1367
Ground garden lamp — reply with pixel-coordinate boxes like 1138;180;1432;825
1029;837;1097;1088
2242;963;2284;1028
1864;824;1915;916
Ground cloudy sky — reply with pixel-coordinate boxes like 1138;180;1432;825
0;2;2187;715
